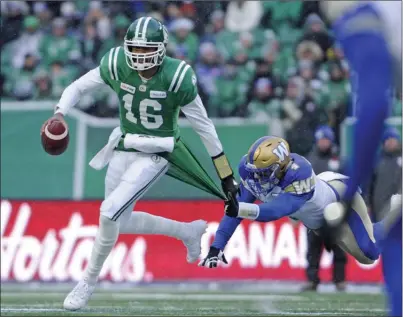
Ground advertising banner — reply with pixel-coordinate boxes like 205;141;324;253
1;200;382;283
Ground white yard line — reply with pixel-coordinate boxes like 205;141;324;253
1;308;65;312
1;292;304;301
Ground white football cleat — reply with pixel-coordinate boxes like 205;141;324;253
63;279;96;311
183;220;208;263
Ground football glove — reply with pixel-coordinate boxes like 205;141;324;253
198;246;228;268
224;196;239;218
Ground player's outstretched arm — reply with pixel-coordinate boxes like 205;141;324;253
54;67;108;116
181;94;239;206
199;182;255;268
228;192;311;222
41;67;108;138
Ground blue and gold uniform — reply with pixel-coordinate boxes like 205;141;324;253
210;136;382;265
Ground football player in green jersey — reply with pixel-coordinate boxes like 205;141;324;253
42;17;239;310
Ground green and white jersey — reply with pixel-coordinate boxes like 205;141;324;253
99;46;198;139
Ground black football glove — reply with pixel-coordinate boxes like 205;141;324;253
224;194;239;218
198;246;228;268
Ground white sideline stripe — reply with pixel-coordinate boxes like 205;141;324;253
44;124;68;140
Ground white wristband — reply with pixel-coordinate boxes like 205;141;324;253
238;202;260;220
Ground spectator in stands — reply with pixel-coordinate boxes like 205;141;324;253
195;42;223;103
80;22;103;71
168;18;199;64
202;10;225;43
164;3;182;29
247;78;276;119
60;1;82;37
297;13;333;62
39;17;81;66
303;125;347;292
246;78;283;135
97;14;130;63
296;39;323;67
49;60;78;98
225;0;263;33
32;2;52;32
4;53;38;100
326;42;350;75
295;60;323;103
85;1;111;41
368;128;402;222
11;16;43;70
1;1;29;45
282;76;328;155
33;68;52;100
209;60;248;117
320;62;350;145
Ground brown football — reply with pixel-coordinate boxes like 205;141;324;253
41;119;69;155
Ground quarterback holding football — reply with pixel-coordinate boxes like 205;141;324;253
42;17;239;311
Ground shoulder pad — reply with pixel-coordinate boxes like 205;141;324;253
166;59;194;93
100;46;125;82
282;154;315;195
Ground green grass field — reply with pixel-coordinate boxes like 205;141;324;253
0;284;386;316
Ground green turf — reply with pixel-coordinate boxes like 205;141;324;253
0;289;386;316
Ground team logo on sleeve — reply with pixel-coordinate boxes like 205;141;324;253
192;75;197;86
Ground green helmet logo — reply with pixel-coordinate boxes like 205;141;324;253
124;17;168;71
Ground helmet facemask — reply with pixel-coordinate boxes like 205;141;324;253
244;162;282;196
124;40;166;71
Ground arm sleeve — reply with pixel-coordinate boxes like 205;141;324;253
181;94;224;157
255;192;312;222
211;182;256;250
55;67;107;116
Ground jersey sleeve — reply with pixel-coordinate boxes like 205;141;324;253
173;63;198;106
99;46;124;89
282;154;316;196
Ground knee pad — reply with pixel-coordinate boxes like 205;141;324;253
100;198;116;219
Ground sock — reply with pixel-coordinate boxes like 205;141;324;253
84;215;119;284
119;211;190;241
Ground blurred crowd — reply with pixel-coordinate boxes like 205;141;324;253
1;0;401;155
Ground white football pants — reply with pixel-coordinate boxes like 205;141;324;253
101;151;169;221
83;151;171;284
